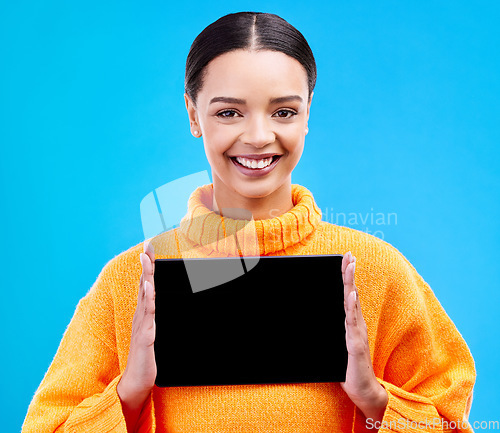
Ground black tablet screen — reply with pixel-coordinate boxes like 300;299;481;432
154;254;347;387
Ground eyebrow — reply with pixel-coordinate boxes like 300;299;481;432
209;95;303;105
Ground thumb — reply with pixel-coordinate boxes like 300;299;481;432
342;254;356;300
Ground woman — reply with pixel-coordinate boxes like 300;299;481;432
23;12;475;433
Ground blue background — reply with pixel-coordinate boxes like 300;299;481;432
1;1;499;430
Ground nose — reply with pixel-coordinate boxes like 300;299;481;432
241;115;275;148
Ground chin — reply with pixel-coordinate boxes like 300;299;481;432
232;178;285;200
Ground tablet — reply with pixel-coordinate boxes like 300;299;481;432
153;254;347;387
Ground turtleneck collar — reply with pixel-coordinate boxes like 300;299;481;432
179;183;322;256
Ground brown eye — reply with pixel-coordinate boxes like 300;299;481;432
217;110;239;118
274;109;297;119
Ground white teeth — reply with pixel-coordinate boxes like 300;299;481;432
235;156;273;169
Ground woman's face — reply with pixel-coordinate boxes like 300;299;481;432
185;49;312;207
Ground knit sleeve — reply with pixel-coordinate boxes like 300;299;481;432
22;256;155;433
353;246;476;433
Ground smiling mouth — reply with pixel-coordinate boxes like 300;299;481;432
230;155;282;169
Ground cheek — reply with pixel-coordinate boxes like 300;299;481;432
203;138;232;169
205;135;240;166
280;127;305;152
278;117;306;138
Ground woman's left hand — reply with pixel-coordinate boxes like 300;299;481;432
340;251;388;422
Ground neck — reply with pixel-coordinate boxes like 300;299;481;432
211;177;294;221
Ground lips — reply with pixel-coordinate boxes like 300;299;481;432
229;154;283;177
235;155;275;169
231;153;281;160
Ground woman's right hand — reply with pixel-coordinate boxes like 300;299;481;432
117;240;157;431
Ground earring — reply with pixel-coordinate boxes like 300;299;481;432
193;130;200;137
305;127;309;134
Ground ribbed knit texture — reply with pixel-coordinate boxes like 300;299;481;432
23;183;476;433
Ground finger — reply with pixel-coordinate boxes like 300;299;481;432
344;290;368;358
144;240;155;276
341;251;351;280
138;256;147;301
139;253;152;301
346;258;368;336
141;249;154;289
345;290;358;328
143;242;155;292
143;281;156;337
349;257;362;310
351;266;367;334
343;260;356;301
133;262;146;328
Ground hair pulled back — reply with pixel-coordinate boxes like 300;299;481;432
185;12;317;105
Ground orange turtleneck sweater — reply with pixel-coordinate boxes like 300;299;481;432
23;184;475;433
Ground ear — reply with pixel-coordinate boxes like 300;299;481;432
184;93;201;137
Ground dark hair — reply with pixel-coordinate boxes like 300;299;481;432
185;12;317;105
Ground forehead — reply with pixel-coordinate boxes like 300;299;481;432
198;49;309;103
